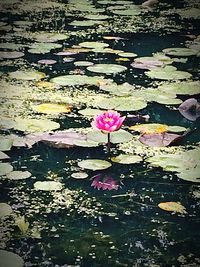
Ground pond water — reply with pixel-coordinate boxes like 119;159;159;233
0;0;200;267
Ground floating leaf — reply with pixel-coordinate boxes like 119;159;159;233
6;171;32;180
145;66;192;80
163;47;197;56
96;96;147;111
73;139;99;147
87;129;133;144
32;103;71;114
0;250;24;267
74;61;94;67
0;151;10;159
158;81;200;95
34;181;62;191
111;154;142;164
84;14;109;20
51;75;106;87
79;41;109;49
69;20;104;27
87;64;127;74
0;203;13;219
78;108;104;117
0;136;13;151
129;123;168;134
139;132;183;147
117;52;137;58
178;98;200;121
0;163;13;176
71;172;89;179
34;32;68;43
26;131;87;148
146;147;200;182
78;159;112;171
0;51;24;59
9;70;45;81
158;202;187;214
38;59;57;65
14;118;60;133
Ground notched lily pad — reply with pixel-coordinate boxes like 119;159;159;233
78;159;112;171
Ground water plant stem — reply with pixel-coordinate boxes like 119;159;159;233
107;132;111;157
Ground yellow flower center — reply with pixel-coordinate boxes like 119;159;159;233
104;117;113;122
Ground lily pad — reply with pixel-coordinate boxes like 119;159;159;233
71;172;89;179
9;70;45;81
38;59;57;65
0;136;13;151
34;32;68;43
0;203;13;219
14;118;60;133
51;75;106;87
0;250;24;267
78;159;112;171
117;52;137;58
32;103;71;114
129;123;168;134
111;154;142;164
95;96;147;111
158;202;187;214
87;129;133;144
78;108;104;117
34;181;62;191
0;151;10;159
87;64;127;74
6;171;32;180
79;41;109;49
74;61;94;67
0;51;24;59
163;47;197;57
0;163;13;176
69;20;104;26
178;98;200;121
157;81;200;95
145;66;192;80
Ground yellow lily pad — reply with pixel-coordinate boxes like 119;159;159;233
158;202;187;214
129;123;168;134
32;103;72;114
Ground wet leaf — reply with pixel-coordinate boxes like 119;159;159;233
0;250;24;267
87;129;133;144
178;98;200;121
78;159;112;171
32;103;71;114
87;64;127;74
34;181;62;191
6;171;32;180
139;132;183;147
0;203;13;219
111;154;142;164
0;163;13;176
14;118;60;133
158;202;187;214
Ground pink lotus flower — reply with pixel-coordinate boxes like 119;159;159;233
91;175;119;191
91;110;125;133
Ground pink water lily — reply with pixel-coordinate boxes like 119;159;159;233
91;175;119;191
91;110;125;133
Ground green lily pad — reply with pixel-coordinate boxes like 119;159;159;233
99;82;134;96
69;20;104;26
71;172;89;179
87;64;127;74
74;61;94;67
51;75;106;87
79;41;109;49
78;159;112;171
176;8;200;19
0;163;13;176
0;136;13;151
163;47;197;57
14;118;60;133
145;66;192;80
28;42;62;54
117;52;137;58
34;32;68;43
112;5;141;16
6;171;32;180
0;151;10;160
0;203;13;219
111;154;142;164
158;81;200;95
73;139;99;147
87;129;133;144
0;250;24;267
78;108;104;117
95;96;147;111
34;181;63;191
146;147;200;182
84;14;109;20
9;70;45;81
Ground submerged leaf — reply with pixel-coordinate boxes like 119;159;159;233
158;202;187;214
